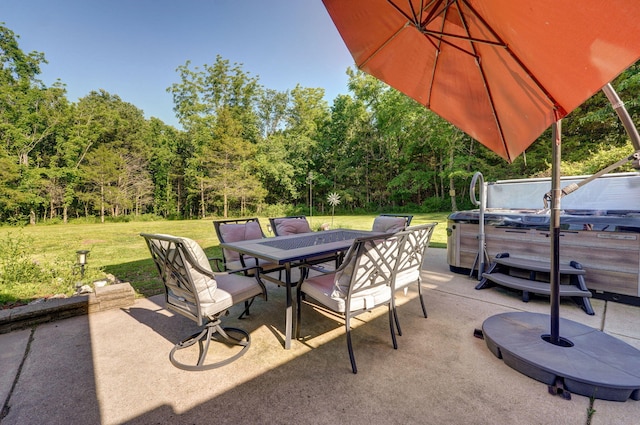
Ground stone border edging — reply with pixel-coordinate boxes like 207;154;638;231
0;283;136;334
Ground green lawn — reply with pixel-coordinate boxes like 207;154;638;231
0;213;450;305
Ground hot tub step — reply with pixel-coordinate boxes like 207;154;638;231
481;272;592;298
477;252;595;315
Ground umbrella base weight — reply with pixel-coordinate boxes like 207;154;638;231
482;312;640;402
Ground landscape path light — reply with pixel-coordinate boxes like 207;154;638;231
76;249;90;278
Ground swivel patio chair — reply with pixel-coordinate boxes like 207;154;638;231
295;232;401;374
371;214;413;233
391;223;438;336
269;215;313;236
141;233;266;371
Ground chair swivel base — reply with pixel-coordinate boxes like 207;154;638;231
170;321;251;371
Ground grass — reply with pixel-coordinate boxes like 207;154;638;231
0;212;450;306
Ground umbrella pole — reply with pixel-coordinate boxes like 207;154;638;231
549;120;562;345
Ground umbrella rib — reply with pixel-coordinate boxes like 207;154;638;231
425;3;449;107
456;3;509;158
418;0;446;28
386;0;442;27
421;29;504;48
362;0;444;69
461;0;567;117
408;0;422;26
384;0;442;54
390;0;502;58
358;22;412;69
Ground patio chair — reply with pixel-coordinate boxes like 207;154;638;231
270;215;339;271
269;215;313;236
213;217;285;275
392;223;438;336
295;232;401;374
371;214;413;233
141;233;266;371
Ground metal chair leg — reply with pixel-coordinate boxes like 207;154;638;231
388;305;398;349
418;281;428;318
295;286;303;339
238;297;256;319
346;325;357;374
392;301;403;336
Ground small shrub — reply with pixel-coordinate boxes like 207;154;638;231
0;230;104;305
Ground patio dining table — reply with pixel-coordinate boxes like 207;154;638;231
220;228;378;349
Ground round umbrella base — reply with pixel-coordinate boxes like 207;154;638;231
482;312;640;401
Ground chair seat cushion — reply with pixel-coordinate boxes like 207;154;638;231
167;273;263;319
206;273;265;316
394;269;420;291
302;272;392;313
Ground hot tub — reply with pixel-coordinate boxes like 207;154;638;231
447;174;640;305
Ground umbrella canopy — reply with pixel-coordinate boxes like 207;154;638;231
322;0;640;162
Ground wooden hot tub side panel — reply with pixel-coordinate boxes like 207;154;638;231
449;222;640;297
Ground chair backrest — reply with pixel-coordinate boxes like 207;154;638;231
394;223;438;290
333;233;401;308
269;215;312;236
372;214;413;233
141;233;221;326
213;218;265;263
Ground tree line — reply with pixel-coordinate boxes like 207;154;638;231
1;24;638;225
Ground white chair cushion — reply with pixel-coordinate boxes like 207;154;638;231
302;271;392;314
205;273;264;318
171;238;218;309
394;269;420;291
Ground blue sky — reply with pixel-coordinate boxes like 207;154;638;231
1;0;355;128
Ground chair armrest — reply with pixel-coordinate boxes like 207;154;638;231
213;264;260;276
202;256;259;278
300;262;335;276
208;257;226;272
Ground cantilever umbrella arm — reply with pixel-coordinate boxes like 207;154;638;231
542;149;640;208
542;84;640;208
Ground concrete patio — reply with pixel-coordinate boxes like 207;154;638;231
1;248;639;425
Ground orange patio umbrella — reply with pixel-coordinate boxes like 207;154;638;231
322;0;640;162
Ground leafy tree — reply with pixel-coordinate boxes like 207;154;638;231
0;24;69;222
80;145;122;223
168;55;264;217
146;118;187;218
